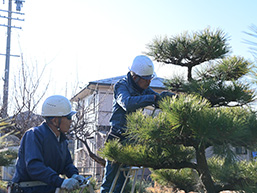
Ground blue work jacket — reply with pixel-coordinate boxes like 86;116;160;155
109;72;159;134
12;122;78;193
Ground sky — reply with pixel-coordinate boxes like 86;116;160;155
0;0;257;114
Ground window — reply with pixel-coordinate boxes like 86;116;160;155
235;147;247;155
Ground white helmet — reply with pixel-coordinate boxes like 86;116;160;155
129;55;155;79
41;95;76;117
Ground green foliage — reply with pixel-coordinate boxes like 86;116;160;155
182;79;254;106
146;28;229;67
101;94;257;167
208;157;257;192
0;150;17;166
99;139;194;168
127;94;257;150
0;118;14;139
0;180;8;193
0;117;17;166
165;56;255;107
203;56;252;81
145;28;230;80
151;168;198;192
150;157;257;192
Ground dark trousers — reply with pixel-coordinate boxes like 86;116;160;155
100;160;127;193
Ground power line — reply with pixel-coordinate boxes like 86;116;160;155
0;0;25;118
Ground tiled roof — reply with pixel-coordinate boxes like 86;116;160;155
89;75;166;89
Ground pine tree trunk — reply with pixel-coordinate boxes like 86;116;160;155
195;145;216;193
187;66;193;81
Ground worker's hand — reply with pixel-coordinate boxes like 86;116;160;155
160;91;176;99
72;174;85;184
61;178;79;191
155;92;177;108
154;94;161;108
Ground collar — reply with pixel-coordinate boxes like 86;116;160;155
45;122;67;142
127;72;145;93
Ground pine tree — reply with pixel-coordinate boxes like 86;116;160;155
100;28;257;192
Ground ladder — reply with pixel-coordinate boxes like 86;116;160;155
109;165;145;193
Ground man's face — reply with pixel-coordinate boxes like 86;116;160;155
137;77;151;90
59;116;72;133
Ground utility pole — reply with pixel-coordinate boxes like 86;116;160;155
0;0;24;117
2;0;12;118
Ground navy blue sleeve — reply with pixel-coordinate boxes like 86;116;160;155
115;83;157;112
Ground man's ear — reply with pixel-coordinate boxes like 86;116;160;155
51;117;58;124
134;75;141;83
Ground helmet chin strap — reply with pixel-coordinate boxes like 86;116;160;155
46;117;63;135
131;72;140;84
56;117;63;134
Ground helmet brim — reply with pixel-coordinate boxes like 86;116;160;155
140;71;156;80
66;111;77;117
140;74;155;80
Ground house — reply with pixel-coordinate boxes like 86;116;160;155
70;75;167;182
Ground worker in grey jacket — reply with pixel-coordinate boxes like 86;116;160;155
101;55;169;193
10;95;85;193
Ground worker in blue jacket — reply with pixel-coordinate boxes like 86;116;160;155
100;55;175;193
10;95;85;193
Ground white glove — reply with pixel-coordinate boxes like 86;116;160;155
72;174;85;184
61;178;79;191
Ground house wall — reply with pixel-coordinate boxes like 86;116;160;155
204;146;252;162
97;91;113;126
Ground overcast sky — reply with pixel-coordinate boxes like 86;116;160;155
0;0;257;113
